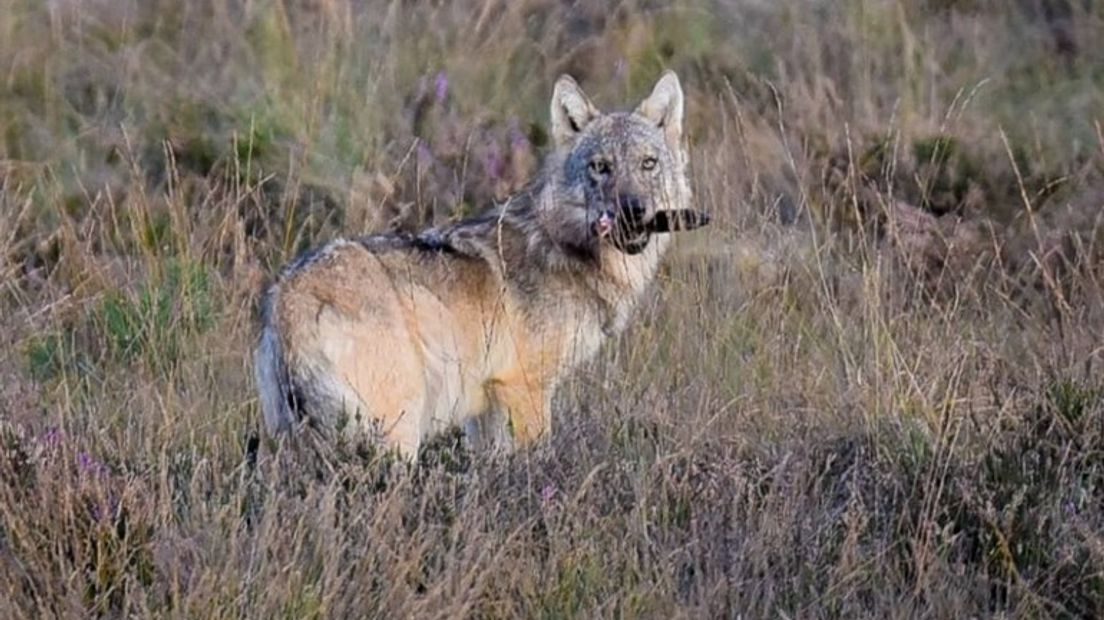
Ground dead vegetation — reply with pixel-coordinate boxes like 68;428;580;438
2;0;1104;616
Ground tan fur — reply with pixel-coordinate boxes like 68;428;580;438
254;72;698;458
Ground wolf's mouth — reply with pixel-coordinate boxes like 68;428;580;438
593;208;649;255
594;210;617;238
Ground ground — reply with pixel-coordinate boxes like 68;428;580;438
2;1;1104;617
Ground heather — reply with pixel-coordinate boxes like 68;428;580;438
2;1;1104;616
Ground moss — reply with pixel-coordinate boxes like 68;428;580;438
24;331;71;382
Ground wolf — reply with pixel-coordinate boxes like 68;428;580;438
253;71;708;458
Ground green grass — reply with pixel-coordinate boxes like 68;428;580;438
2;0;1104;617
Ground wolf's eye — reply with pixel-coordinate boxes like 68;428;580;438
588;159;613;176
641;156;658;171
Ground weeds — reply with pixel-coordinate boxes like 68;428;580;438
2;0;1104;617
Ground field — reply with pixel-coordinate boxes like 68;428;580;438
2;0;1104;617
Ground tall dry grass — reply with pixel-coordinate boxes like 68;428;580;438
2;0;1104;617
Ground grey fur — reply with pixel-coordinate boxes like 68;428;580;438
253;286;296;434
251;71;704;456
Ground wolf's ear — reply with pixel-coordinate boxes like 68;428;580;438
635;71;684;149
550;75;599;148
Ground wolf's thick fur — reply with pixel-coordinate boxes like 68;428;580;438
254;72;699;457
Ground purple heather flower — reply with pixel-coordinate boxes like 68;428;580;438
434;71;449;104
39;426;63;447
89;494;119;524
484;141;504;181
508;117;529;151
540;483;558;503
76;451;106;476
416;141;434;165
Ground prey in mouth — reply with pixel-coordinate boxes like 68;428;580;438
593;204;711;255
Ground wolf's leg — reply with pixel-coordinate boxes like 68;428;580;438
464;408;514;452
336;339;427;460
360;387;425;460
331;388;424;460
329;391;423;460
486;371;552;447
382;411;423;460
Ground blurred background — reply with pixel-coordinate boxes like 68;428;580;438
2;1;1104;617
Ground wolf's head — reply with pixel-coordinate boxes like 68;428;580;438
538;71;698;258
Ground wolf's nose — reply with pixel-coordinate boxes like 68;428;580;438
616;195;646;224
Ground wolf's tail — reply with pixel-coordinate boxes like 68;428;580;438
253;286;297;434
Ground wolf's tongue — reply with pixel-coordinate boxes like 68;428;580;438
596;210;615;237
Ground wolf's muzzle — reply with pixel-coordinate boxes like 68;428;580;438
616;194;648;228
609;194;652;255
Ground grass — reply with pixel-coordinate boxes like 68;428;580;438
2;0;1104;616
